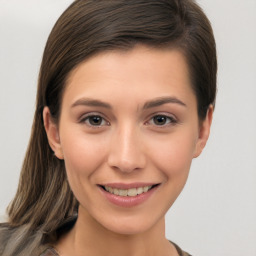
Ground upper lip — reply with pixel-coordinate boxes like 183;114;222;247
98;182;159;189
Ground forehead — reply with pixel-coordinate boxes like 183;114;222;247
63;45;196;108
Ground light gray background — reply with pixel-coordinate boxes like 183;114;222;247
0;1;255;255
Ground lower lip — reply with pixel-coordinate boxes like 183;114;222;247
98;186;158;208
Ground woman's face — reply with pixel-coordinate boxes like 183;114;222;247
45;45;212;235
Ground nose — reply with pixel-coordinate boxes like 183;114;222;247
107;124;146;173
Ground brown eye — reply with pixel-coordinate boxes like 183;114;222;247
88;116;103;126
82;115;109;127
153;116;168;126
148;115;177;126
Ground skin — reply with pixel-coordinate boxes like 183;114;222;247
44;45;213;256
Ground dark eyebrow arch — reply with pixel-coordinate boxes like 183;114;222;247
142;96;187;109
71;98;112;109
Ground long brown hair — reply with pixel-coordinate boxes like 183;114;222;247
1;0;217;255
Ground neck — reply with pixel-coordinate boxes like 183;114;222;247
56;207;176;256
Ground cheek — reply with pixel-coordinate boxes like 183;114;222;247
60;130;107;180
147;129;198;179
60;132;109;206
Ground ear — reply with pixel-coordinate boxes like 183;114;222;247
43;107;64;159
193;105;213;158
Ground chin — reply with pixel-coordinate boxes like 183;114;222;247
108;223;148;235
96;212;163;236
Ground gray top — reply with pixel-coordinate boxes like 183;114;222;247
0;216;192;256
40;241;192;256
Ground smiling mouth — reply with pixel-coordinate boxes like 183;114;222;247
100;184;159;197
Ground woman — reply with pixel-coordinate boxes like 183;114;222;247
0;0;217;255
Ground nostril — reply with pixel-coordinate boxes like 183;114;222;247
107;131;146;172
108;158;144;173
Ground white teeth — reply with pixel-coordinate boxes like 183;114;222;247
127;188;137;197
137;187;143;195
143;186;150;193
113;188;119;195
104;185;153;197
119;189;128;196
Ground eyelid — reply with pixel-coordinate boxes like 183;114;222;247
79;112;110;126
145;112;178;126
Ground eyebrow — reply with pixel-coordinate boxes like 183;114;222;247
71;98;112;109
71;96;186;110
142;96;187;109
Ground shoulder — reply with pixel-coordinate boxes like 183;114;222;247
0;222;48;256
0;223;12;254
170;241;193;256
0;216;77;256
40;248;59;256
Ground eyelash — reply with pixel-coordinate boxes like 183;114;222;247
80;113;110;127
146;114;178;127
79;113;178;128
